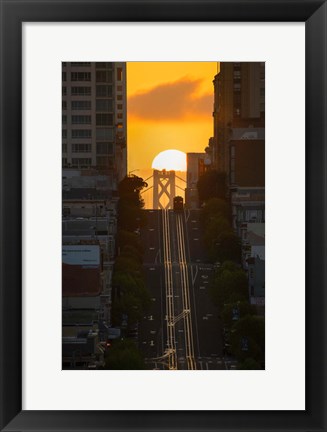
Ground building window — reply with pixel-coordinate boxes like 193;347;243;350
62;115;67;125
63;207;71;216
97;156;114;167
72;115;91;125
96;113;113;126
117;113;123;119
96;62;113;69
72;143;92;153
72;129;92;139
96;99;113;112
71;100;91;110
96;128;114;140
96;71;113;83
71;72;91;81
71;87;91;96
96;142;114;155
116;67;123;81
71;62;91;67
72;158;92;167
62;62;67;67
117;85;123;91
62;143;67;153
62;87;67;96
117;95;123;101
62;72;66;81
96;85;112;97
62;100;67;110
62;130;67;139
117;104;122;110
62;158;68;166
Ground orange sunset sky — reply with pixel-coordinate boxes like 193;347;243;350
126;62;219;177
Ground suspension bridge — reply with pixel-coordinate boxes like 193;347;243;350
141;169;186;210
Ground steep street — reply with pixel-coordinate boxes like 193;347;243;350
139;209;230;370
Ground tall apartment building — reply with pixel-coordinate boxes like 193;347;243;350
185;152;207;208
62;63;126;359
211;63;266;310
62;62;127;185
212;62;265;175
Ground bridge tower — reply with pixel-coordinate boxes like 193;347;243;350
153;169;176;210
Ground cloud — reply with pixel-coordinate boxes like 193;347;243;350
128;78;213;121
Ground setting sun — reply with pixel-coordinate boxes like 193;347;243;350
152;150;187;172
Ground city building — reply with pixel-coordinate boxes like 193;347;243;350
185;152;209;208
62;168;118;317
230;187;265;236
212;62;265;176
206;62;266;311
62;215;116;324
229;127;265;188
247;256;265;307
62;62;127;182
240;222;265;261
62;325;106;369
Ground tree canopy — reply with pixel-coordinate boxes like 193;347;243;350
203;216;231;261
104;339;145;370
215;231;241;264
210;261;248;306
221;301;257;329
230;315;265;367
118;175;148;206
112;174;150;328
201;198;230;222
117;230;144;255
197;170;227;204
118;175;148;231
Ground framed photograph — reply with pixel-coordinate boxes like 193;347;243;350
1;1;326;431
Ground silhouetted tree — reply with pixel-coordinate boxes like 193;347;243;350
118;175;148;231
118;175;148;209
210;261;248;306
238;357;261;370
104;339;145;370
230;315;265;368
201;198;230;223
117;230;144;255
197;170;227;204
120;245;143;265
215;231;242;264
221;301;257;329
203;216;231;261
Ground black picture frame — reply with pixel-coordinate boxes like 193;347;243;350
1;1;326;431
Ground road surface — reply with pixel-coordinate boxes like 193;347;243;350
138;209;235;370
